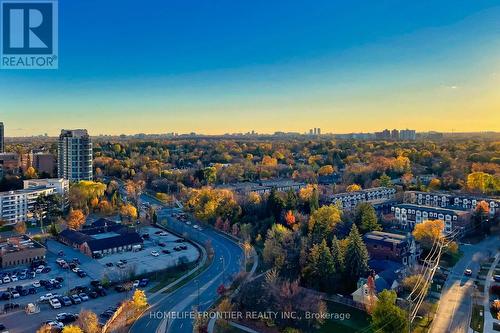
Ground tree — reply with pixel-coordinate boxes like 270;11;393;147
401;274;428;297
267;188;285;221
331;235;344;273
379;173;393;187
14;221;27;234
132;289;148;309
308;205;341;244
284;210;296;227
472;200;490;234
354;203;381;233
62;326;83;333
371;290;408;333
302;239;335;291
76;310;100;333
428;178;441;191
344;224;369;286
67;209;86;230
36;325;53;333
467;172;499;194
263;224;301;278
25;166;38;179
120;203;138;222
202;166;217;185
412;219;444;250
346;184;362;192
318;165;335;176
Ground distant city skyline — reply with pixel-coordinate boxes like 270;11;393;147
1;1;499;135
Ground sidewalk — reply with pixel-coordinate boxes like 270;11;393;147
484;252;500;332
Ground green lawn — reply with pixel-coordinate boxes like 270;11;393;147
470;304;484;333
317;301;371;333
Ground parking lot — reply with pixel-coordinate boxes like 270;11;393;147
0;225;199;332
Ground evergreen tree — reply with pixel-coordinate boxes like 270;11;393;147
309;188;320;212
379;173;393;187
331;236;344;273
286;189;298;210
355;203;381;233
344;224;369;286
267;188;286;221
302;239;335;291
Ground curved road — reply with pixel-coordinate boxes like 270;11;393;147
130;195;243;333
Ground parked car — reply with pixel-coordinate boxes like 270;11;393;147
158;242;166;247
77;270;87;278
57;313;78;324
464;269;473;276
72;258;81;264
42;267;51;273
79;292;89;301
90;280;101;287
10;291;20;298
88;291;99;299
133;280;140;288
40;293;56;302
28;287;37;295
162;249;171;254
20;289;28;296
32;281;41;288
105;262;114;267
43;321;63;330
494;275;500;282
60;296;72;306
49;297;62;309
114;285;126;293
2;277;10;284
0;292;11;300
151;251;160;257
35;266;45;274
71;294;82;304
55;277;64;283
138;278;149;287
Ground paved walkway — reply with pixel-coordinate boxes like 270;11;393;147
484;252;500;332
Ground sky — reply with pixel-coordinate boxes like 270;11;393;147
0;0;500;136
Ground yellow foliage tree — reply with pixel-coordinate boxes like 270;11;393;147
262;155;278;166
76;310;100;333
412;219;444;249
62;325;83;333
132;289;148;309
25;166;38;179
36;325;53;333
67;209;86;230
120;204;138;221
346;184;362;192
467;172;499;194
318;165;335;176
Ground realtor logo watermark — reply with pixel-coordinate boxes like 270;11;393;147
1;0;58;69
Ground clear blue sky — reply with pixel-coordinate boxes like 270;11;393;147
1;0;499;135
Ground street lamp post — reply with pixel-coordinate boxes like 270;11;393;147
220;256;225;285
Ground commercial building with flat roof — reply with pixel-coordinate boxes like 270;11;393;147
0;235;46;268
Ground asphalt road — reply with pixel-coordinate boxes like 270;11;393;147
430;235;499;333
129;194;244;333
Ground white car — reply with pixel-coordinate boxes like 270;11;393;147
158;231;168;236
39;293;55;302
133;280;140;288
11;275;18;282
186;221;192;225
464;269;473;276
193;225;199;229
151;251;160;257
44;321;63;329
2;277;10;284
49;298;62;309
72;267;81;273
35;267;44;274
11;290;20;298
56;258;65;265
32;281;41;288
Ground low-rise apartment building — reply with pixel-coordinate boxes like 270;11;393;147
219;179;305;195
404;191;500;217
391;203;471;234
323;187;396;210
